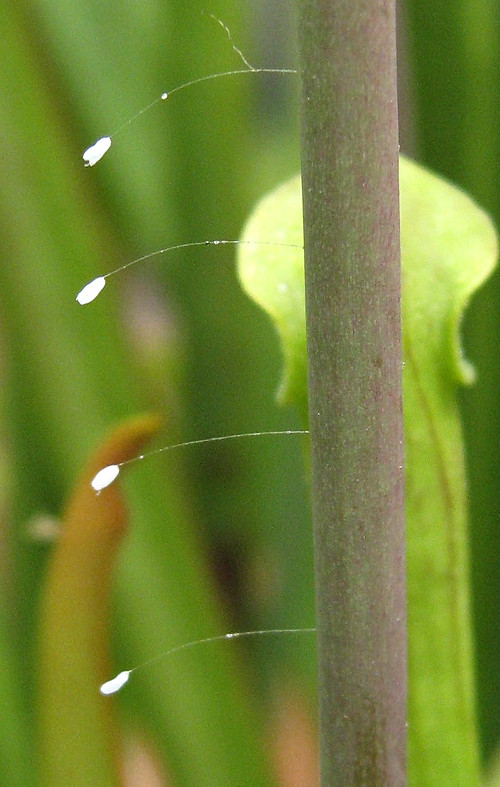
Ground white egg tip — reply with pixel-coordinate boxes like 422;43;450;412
91;464;120;491
76;276;106;305
100;670;130;696
83;136;112;167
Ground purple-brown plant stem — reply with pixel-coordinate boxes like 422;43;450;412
298;1;406;784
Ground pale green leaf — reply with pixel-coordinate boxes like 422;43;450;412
237;156;498;785
238;175;305;417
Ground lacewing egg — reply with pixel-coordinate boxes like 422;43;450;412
76;276;106;305
100;670;130;695
91;464;120;491
83;136;112;167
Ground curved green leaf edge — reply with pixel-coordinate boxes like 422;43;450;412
238;159;497;415
237;156;498;785
238;175;307;418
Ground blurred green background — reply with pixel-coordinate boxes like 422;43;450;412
0;1;498;784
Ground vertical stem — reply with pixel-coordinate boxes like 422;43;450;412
298;2;406;784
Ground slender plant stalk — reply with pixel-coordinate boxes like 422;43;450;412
298;2;406;784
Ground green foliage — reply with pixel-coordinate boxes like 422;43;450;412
1;0;499;783
0;2;306;785
37;416;161;787
238;157;498;784
405;1;500;756
238;177;306;419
